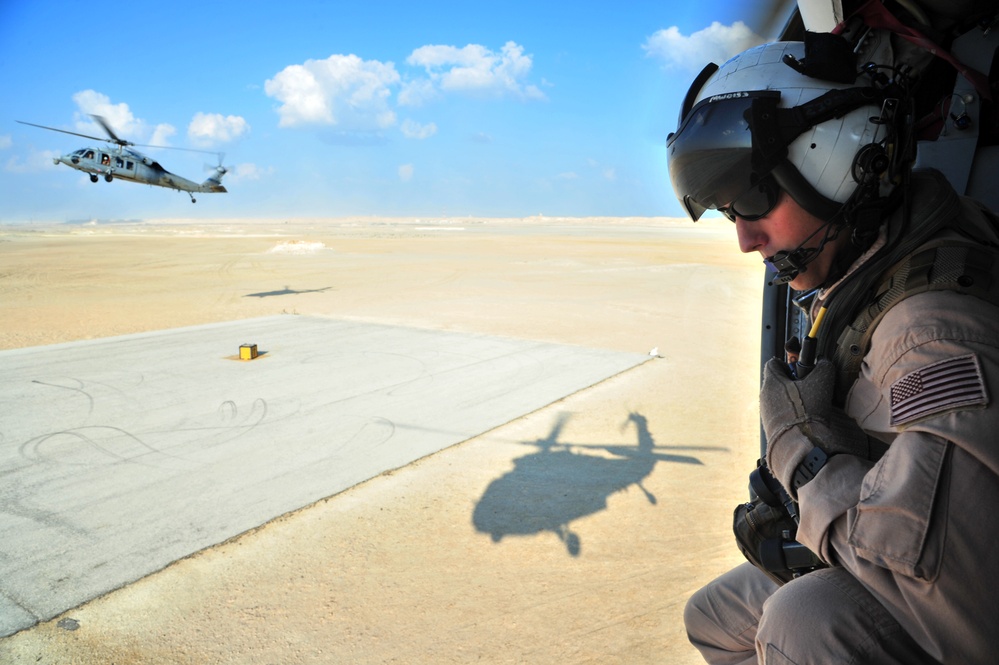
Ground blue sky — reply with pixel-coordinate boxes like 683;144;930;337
0;1;785;222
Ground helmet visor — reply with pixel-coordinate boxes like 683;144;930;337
667;91;780;221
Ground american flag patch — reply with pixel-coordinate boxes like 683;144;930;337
890;353;988;427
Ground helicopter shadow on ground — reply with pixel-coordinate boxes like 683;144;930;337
472;412;727;556
243;286;333;298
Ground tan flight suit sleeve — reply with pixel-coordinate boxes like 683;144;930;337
794;289;999;662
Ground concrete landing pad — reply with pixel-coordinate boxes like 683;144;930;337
0;316;648;637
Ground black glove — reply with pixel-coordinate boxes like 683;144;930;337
733;461;824;586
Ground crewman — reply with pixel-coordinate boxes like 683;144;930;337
665;27;999;664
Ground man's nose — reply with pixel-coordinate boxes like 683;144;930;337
734;217;766;254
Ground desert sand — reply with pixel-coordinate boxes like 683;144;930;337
0;216;764;664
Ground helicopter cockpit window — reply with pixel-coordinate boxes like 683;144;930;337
73;149;86;156
84;150;95;160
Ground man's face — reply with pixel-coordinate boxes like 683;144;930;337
786;351;799;365
732;192;845;291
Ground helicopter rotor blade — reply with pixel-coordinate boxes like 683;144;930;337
129;142;227;161
16;120;108;143
89;114;132;146
20;118;228;165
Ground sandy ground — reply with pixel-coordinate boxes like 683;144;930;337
0;217;764;664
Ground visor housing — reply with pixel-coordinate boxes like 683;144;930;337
667;91;779;221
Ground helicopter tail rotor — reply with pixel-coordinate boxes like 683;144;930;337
199;154;229;193
203;153;228;179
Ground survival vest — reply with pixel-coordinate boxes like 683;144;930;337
814;171;999;405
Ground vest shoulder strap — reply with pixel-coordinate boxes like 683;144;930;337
832;238;999;401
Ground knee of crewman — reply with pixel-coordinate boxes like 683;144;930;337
684;584;745;660
684;572;762;654
757;568;908;662
683;587;711;635
757;575;830;662
758;579;805;638
684;583;715;640
686;563;778;653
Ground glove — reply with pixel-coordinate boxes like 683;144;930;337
733;490;825;586
760;358;869;497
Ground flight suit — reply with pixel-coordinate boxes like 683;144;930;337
685;175;999;663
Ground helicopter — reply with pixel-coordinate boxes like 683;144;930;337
17;114;228;203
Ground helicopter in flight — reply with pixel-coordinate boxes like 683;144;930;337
17;114;228;203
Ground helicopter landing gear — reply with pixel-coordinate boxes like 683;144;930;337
90;174;99;183
104;172;113;182
188;192;197;203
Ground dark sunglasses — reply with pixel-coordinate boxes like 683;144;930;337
717;177;781;222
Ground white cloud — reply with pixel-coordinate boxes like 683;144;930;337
149;124;177;148
0;135;12;150
398;163;414;182
228;162;274;183
401;119;437;140
398;78;438;107
71;90;175;147
406;41;545;101
5;149;59;173
72;90;140;136
264;54;401;129
603;168;617;181
557;172;579;180
188;113;250;146
643;21;764;71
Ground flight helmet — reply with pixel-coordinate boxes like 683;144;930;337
667;37;911;225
